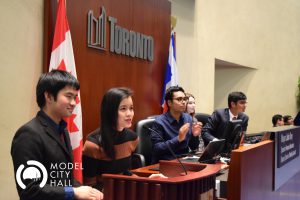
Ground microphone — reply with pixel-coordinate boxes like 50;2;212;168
143;125;188;175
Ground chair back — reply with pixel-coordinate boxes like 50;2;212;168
135;118;155;166
194;113;211;126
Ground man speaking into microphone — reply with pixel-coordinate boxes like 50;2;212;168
150;86;202;164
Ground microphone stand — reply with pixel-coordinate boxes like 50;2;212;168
145;126;188;175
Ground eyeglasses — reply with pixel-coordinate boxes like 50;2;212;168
173;97;189;102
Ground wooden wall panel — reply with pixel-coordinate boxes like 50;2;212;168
44;0;171;139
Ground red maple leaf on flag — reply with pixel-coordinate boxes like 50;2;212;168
57;60;67;71
64;114;79;133
75;96;80;104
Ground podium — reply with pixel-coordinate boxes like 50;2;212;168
227;136;300;200
102;160;222;200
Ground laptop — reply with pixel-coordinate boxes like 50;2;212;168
181;139;226;164
198;139;226;163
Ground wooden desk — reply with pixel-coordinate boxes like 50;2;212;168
131;163;160;177
131;159;226;177
102;160;222;200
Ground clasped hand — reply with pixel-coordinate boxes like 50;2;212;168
192;122;202;137
178;122;202;142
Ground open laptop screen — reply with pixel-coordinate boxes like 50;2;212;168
198;139;226;163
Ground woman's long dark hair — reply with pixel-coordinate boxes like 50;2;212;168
100;87;133;160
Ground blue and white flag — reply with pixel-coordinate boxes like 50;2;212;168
161;31;178;112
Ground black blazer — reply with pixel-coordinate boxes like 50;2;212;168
201;108;249;145
11;111;78;200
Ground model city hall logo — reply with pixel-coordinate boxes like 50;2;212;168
16;160;81;189
87;6;154;61
16;160;47;189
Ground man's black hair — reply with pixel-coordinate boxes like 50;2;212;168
164;86;185;110
283;115;292;125
272;114;283;127
36;70;80;108
228;91;247;108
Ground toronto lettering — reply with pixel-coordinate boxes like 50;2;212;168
88;6;154;61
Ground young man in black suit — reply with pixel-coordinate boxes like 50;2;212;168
11;70;103;200
201;91;249;146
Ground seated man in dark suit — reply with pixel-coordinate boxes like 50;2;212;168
11;70;103;200
201;91;249;146
150;86;202;164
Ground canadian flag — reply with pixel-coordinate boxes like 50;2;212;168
49;0;83;183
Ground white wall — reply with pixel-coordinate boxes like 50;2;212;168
0;1;43;199
172;0;216;113
172;0;300;132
